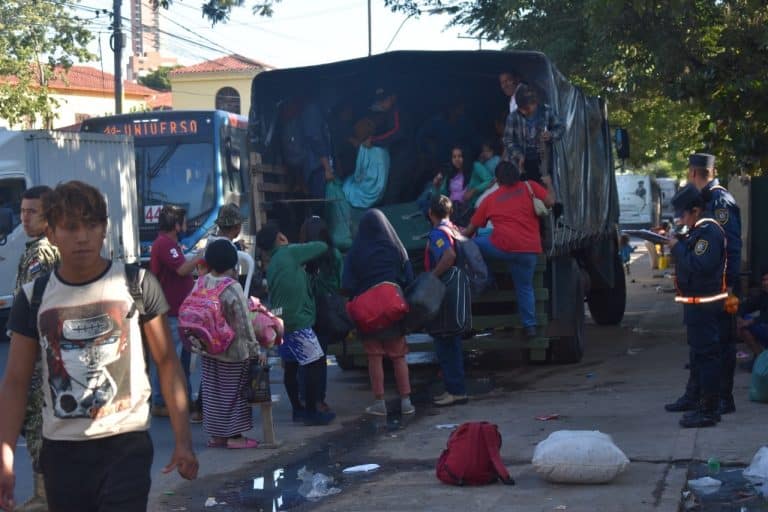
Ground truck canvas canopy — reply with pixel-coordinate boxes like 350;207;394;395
249;50;618;254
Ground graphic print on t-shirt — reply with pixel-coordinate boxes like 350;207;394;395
39;300;132;419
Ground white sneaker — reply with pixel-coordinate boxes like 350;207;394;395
365;400;387;416
401;398;415;415
432;392;450;403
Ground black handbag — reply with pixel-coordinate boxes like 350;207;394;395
427;267;472;337
404;271;447;332
244;361;271;404
315;292;354;341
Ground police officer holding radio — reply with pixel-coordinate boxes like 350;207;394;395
664;184;728;428
671;153;742;416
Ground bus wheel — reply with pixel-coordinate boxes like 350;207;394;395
548;304;585;364
587;255;626;325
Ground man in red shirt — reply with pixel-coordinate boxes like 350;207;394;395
149;205;200;417
463;161;554;338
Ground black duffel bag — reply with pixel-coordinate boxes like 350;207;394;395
427;267;472;337
315;291;355;342
404;271;447;332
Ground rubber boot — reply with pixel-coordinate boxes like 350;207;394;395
16;472;48;512
679;396;720;428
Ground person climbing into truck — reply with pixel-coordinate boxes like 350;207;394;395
503;84;564;183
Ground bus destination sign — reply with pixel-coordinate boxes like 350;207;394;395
99;118;211;138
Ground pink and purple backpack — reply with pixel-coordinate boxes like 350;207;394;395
178;278;236;355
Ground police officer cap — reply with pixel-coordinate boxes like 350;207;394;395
205;239;238;273
215;203;244;228
672;184;702;217
689;153;715;169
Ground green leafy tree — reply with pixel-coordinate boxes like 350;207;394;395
138;66;181;91
0;1;93;127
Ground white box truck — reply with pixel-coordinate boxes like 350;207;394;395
0;130;139;337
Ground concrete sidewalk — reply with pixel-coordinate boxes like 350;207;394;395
153;245;768;511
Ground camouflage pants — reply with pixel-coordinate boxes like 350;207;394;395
22;361;44;473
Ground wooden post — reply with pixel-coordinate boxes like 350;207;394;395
259;401;281;448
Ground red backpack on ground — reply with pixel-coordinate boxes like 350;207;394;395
436;422;515;486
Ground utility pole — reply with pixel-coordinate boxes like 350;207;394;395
112;0;123;114
367;0;372;56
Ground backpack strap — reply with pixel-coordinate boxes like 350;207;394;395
124;263;145;318
30;272;52;326
480;424;515;485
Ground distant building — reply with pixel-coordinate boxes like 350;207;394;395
127;0;178;80
0;65;170;130
169;54;272;115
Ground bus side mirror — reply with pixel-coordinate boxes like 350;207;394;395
615;128;630;159
0;207;12;245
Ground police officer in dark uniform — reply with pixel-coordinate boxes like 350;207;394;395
689;153;741;415
665;184;728;428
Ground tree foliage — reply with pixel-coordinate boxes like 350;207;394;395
382;0;768;176
138;66;181;91
0;1;93;127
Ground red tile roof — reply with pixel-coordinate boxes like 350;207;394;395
170;54;273;76
2;65;161;98
147;91;173;110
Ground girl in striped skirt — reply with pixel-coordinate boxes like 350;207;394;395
200;239;265;449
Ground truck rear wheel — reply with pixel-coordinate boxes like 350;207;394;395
548;303;585;364
587;255;626;325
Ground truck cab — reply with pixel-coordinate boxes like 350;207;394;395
247;50;626;366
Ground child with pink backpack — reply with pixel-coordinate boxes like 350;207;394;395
179;239;266;449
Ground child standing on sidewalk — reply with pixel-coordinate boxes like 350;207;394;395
256;222;335;426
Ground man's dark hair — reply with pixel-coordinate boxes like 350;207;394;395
256;221;281;253
429;195;452;220
46;181;107;228
495;160;521;186
22;185;53;201
158;205;186;232
515;84;539;109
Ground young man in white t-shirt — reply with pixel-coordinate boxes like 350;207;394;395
0;180;198;512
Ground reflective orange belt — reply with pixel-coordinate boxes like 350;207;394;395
674;292;729;304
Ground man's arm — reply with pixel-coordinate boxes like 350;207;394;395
0;334;38;511
288;241;329;266
142;315;198;480
538;176;556;207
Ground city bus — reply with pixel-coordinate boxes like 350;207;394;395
81;110;252;260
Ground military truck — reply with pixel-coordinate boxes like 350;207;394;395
247;50;626;367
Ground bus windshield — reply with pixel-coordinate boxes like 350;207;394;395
137;141;215;243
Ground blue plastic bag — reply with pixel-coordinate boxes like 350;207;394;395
749;350;768;402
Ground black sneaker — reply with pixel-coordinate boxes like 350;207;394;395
304;410;336;426
664;396;698;412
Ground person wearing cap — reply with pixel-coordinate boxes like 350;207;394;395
685;153;742;415
214;203;246;251
664;184;727;428
198;239;266;449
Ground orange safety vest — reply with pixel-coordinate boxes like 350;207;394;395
674;218;727;304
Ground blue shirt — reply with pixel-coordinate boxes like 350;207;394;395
671;218;726;298
427;222;454;270
703;179;742;288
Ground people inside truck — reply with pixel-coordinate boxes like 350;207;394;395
499;70;523;114
469;140;501;204
503;84;565;183
367;86;414;204
256;221;336;426
462;161;555;338
341;209;415;417
342;118;390;208
431;146;473;226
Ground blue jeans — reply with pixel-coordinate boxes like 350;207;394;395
433;334;466;395
151;316;192;407
474;237;538;328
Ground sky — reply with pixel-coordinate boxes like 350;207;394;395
73;0;505;73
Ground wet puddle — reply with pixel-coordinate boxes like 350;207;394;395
686;463;768;511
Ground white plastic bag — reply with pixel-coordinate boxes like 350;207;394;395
532;430;630;483
743;446;768;480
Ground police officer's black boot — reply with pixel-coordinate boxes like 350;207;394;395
679;395;720;428
664;394;698;412
716;394;735;415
